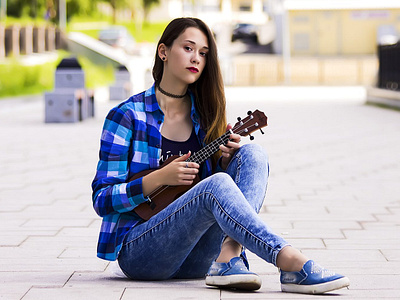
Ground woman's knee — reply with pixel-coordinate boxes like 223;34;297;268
207;172;237;191
231;143;269;178
201;173;242;204
239;143;268;165
209;172;235;186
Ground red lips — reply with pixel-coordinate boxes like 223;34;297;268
187;67;199;73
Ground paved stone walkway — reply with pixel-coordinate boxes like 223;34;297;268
0;86;399;299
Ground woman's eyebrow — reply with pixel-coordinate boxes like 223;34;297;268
185;39;209;50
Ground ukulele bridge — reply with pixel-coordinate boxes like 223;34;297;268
145;196;157;211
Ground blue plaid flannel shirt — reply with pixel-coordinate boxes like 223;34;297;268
92;84;213;261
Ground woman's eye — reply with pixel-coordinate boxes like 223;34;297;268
200;52;207;57
185;46;192;51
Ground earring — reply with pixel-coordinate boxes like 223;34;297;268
162;57;166;61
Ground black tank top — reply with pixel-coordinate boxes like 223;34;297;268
160;128;201;165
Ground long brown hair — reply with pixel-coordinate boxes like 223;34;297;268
152;18;226;168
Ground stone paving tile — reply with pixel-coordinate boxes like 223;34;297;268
343;228;400;240
0;235;29;247
65;272;220;300
0;272;72;300
22;287;124;300
380;249;400;262
283;238;326;249
0;256;108;273
324;238;400;250
221;290;400;299
1;87;399;299
66;271;200;288
302;249;387;263
0;245;64;260
292;220;362;230
123;287;220;299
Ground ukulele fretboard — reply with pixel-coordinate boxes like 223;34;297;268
186;130;232;165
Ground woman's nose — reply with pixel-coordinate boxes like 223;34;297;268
191;52;200;64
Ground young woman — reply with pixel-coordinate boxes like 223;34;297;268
92;17;349;294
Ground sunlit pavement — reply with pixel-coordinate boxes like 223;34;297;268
0;86;399;299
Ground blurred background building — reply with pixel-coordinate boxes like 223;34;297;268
146;0;400;54
139;0;400;86
274;0;400;56
1;0;400;94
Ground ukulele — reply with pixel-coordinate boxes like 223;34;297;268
130;110;268;220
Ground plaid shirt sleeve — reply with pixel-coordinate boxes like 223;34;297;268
91;104;147;217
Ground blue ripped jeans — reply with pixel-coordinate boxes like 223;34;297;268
118;143;289;280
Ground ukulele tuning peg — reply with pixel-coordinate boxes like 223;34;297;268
249;134;254;141
247;111;252;116
237;117;241;122
260;128;265;134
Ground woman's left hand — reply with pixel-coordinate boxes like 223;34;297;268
219;123;241;170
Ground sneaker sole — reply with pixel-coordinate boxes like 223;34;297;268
206;274;262;291
281;276;350;294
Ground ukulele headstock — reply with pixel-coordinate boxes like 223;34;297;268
233;110;268;139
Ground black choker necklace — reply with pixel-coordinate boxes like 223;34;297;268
157;84;187;98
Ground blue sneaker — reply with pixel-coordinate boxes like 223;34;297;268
280;260;350;294
205;253;262;290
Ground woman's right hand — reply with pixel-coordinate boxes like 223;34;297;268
141;152;199;196
157;152;200;186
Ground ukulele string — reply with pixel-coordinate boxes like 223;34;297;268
148;185;170;199
186;132;230;165
147;134;231;200
186;120;259;166
235;125;258;136
147;118;258;201
232;115;256;135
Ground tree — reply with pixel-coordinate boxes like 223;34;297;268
103;0;128;24
103;0;160;25
67;0;99;19
142;0;159;23
126;0;143;33
7;0;46;18
6;0;101;24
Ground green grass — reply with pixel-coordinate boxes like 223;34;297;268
67;15;168;43
3;16;51;27
0;15;166;98
123;21;169;43
72;21;168;43
78;55;114;89
0;51;114;99
0;59;56;98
